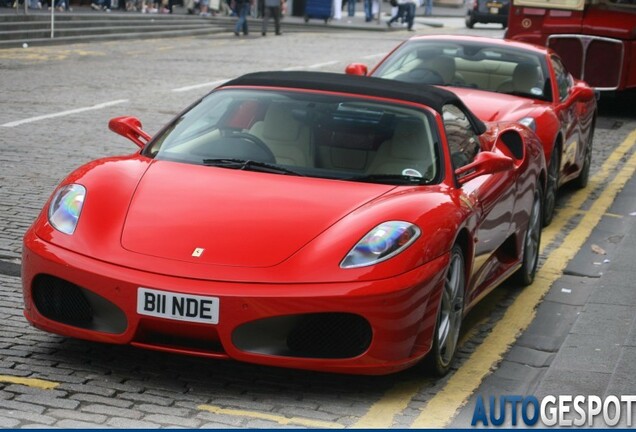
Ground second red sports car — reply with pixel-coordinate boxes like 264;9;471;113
347;35;597;226
22;71;545;376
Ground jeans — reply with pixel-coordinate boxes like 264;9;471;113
363;0;372;20
235;2;250;34
93;0;111;9
347;0;354;16
423;0;432;15
404;2;414;29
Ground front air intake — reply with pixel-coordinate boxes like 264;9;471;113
31;274;127;334
32;274;93;327
233;313;372;359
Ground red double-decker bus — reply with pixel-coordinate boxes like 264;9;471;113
506;0;636;91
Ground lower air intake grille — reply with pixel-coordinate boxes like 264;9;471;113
32;275;93;326
287;313;372;358
233;312;372;359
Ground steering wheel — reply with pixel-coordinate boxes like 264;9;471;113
403;68;445;85
224;130;276;163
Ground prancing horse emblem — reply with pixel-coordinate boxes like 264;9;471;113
192;248;205;257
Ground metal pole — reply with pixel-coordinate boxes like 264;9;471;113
51;1;55;38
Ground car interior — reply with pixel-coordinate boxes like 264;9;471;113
374;42;550;100
150;92;440;184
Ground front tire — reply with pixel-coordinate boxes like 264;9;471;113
515;182;542;286
425;245;465;376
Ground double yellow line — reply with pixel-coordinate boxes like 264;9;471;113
356;128;636;428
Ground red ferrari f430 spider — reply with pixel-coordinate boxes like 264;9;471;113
347;35;597;226
22;71;545;376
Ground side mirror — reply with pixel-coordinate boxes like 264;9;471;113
345;63;369;76
455;151;514;185
108;116;151;149
570;83;595;101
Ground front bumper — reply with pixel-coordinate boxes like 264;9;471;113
22;229;448;375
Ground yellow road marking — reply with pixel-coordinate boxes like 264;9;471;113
353;128;636;428
540;129;636;250
412;129;636;428
198;404;345;428
0;375;59;390
0;46;106;61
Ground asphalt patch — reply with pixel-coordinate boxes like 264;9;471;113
596;118;623;130
0;260;21;277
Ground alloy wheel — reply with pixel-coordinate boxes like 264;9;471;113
516;184;542;286
437;248;465;367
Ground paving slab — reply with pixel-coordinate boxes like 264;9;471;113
515;300;583;353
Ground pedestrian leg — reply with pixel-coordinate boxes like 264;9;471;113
274;6;281;34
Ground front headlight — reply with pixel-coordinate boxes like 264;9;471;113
340;221;421;269
47;184;86;235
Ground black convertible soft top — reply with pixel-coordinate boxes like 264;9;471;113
220;71;487;135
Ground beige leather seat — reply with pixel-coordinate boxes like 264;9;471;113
428;55;465;85
249;102;314;167
367;118;434;179
497;63;540;94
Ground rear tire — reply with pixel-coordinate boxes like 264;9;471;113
424;245;465;376
515;182;542;286
465;14;475;28
574;124;594;189
543;147;560;227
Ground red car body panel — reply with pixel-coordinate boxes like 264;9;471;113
22;72;546;375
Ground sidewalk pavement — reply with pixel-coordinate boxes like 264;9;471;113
450;157;636;427
0;1;466;26
1;0;467;47
1;1;466;16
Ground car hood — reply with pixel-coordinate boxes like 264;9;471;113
121;160;396;268
451;87;543;122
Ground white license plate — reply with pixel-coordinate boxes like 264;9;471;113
137;287;219;324
490;7;499;13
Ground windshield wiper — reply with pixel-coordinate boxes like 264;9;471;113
346;174;429;185
202;158;304;176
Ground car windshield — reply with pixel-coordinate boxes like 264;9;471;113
145;89;440;185
373;40;551;101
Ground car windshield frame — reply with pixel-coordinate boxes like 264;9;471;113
143;88;443;186
373;39;552;102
